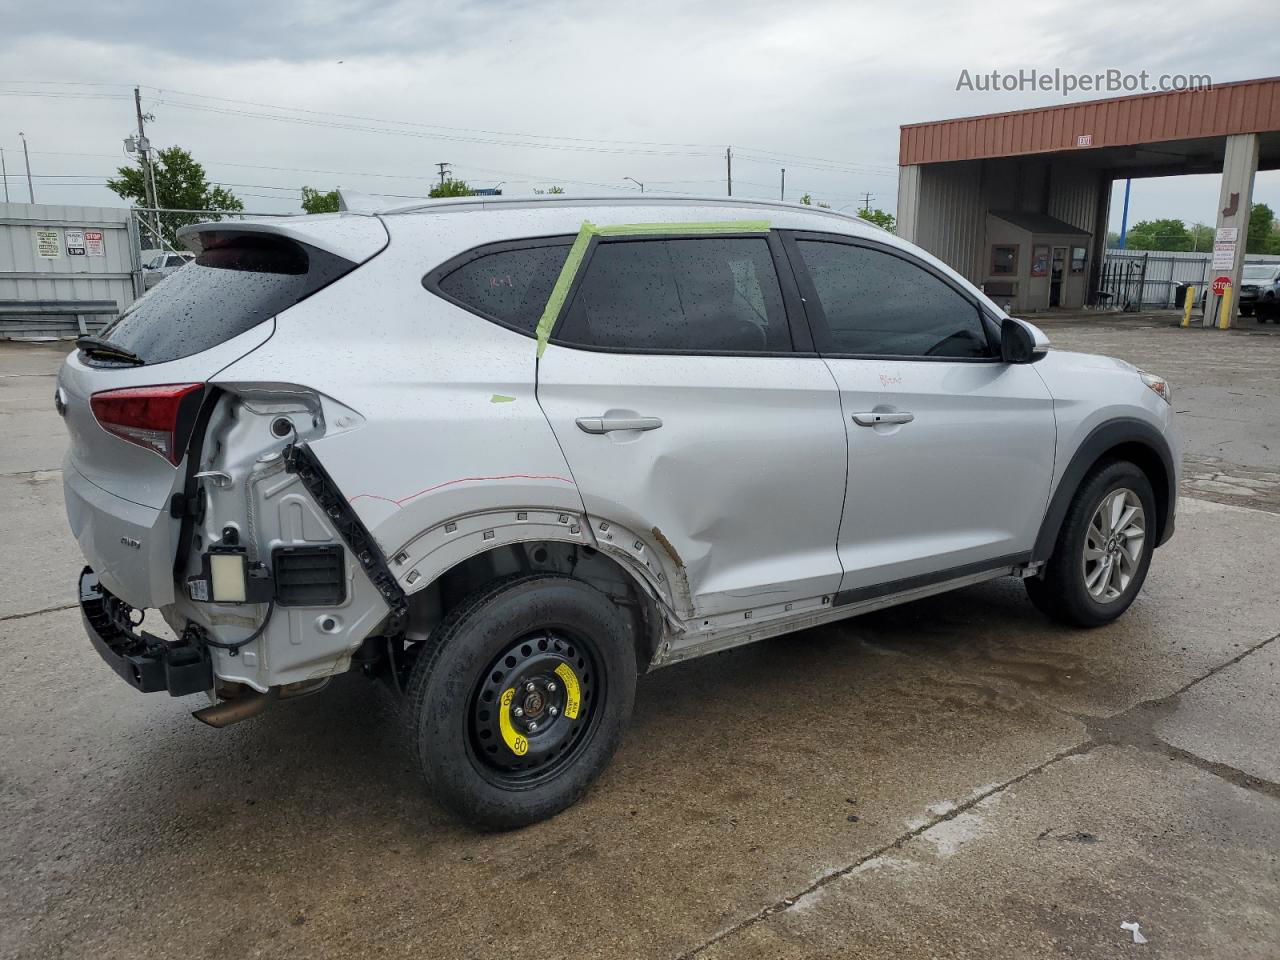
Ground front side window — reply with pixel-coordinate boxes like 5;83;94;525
555;237;790;353
794;240;993;359
436;242;571;334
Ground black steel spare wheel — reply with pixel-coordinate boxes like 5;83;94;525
406;573;637;830
470;630;599;785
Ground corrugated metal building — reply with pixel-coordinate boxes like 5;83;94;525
0;202;139;338
897;76;1280;315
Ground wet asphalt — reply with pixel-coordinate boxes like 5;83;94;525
2;319;1278;959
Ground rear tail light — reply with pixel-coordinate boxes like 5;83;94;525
90;383;204;465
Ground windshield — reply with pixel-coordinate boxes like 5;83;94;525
1242;266;1278;281
97;234;355;365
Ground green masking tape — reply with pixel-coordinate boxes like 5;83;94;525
490;394;516;404
534;219;770;357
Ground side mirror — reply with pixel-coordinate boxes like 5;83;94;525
1001;317;1046;364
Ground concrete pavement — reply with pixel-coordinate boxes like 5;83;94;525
2;327;1278;960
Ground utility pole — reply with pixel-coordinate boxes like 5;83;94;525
436;162;451;186
1;148;8;203
726;147;732;197
780;168;785;202
19;132;34;203
133;87;160;240
861;192;874;211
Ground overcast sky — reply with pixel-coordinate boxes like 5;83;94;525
1;0;1275;232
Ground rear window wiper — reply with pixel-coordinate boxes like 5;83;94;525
76;336;145;366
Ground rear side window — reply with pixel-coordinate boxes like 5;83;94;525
556;237;791;353
435;243;570;335
794;240;992;359
98;234;354;365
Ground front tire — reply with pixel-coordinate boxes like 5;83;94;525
406;574;637;830
1026;461;1156;627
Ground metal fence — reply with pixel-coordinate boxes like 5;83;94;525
0;202;137;338
1098;249;1280;310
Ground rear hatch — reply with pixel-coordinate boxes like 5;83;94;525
59;215;388;608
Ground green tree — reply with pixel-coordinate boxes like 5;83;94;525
858;207;895;231
1123;218;1191;251
428;178;472;198
1247;202;1274;254
799;193;812;205
301;186;340;214
534;185;565;195
106;146;243;246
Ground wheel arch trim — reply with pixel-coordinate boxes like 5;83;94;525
1033;417;1176;562
392;507;680;621
393;510;678;670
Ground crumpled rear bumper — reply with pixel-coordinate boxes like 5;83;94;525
79;567;212;697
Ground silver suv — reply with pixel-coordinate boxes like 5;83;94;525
59;196;1179;828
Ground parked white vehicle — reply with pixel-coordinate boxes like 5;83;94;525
59;196;1179;828
141;249;195;289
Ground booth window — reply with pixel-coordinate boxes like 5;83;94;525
1070;246;1087;274
991;245;1018;276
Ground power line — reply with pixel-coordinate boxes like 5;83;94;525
0;91;130;101
140;86;900;175
0;84;897;177
0;79;132;87
144;85;728;152
149;98;724;159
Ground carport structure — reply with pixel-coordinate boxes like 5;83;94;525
896;76;1280;319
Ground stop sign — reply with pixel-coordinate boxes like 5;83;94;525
1212;276;1231;296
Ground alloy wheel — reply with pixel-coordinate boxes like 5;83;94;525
1082;487;1146;603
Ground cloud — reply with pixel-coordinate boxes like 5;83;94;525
1;0;1276;220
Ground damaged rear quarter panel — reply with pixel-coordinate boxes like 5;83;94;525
211;216;590;596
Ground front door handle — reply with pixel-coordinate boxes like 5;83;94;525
576;415;664;434
852;411;914;427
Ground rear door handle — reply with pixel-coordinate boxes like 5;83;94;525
576;416;664;434
852;411;914;427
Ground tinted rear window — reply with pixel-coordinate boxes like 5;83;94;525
97;234;354;365
436;242;570;334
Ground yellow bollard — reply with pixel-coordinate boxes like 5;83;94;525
1218;284;1234;329
1181;285;1197;327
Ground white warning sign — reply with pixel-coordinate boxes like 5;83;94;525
35;230;61;258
